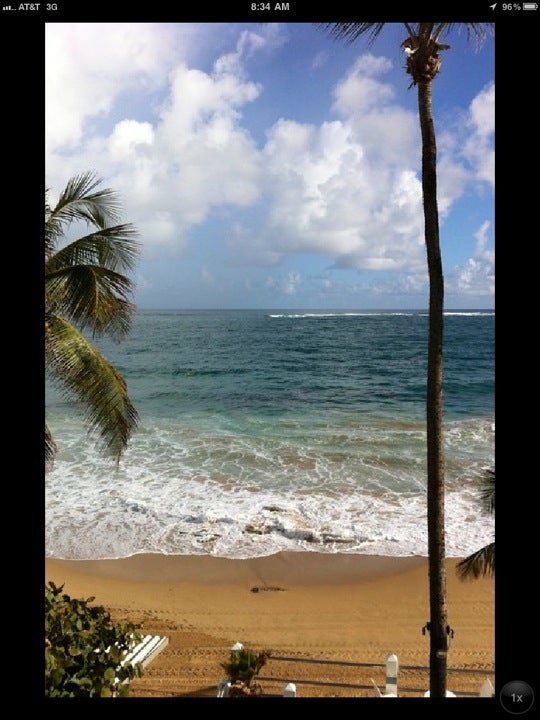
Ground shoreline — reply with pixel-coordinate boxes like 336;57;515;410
45;551;429;585
45;551;495;699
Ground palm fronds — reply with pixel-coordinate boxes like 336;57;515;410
45;224;139;275
45;315;139;464
46;171;123;245
456;542;495;580
317;22;494;49
46;264;135;340
478;468;495;514
456;468;495;581
45;173;140;467
316;23;387;46
45;423;57;473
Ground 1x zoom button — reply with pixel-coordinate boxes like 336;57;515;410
500;681;534;714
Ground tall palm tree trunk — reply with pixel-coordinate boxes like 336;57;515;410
318;21;493;698
418;77;448;698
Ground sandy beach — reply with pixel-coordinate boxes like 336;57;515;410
45;552;494;701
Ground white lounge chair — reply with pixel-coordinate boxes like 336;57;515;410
479;678;495;697
96;634;169;672
108;634;169;693
122;634;169;671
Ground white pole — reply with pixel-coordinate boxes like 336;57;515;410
386;654;398;696
283;682;297;697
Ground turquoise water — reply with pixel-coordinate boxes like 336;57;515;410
45;309;494;560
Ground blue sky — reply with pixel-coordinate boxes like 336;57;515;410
45;22;494;310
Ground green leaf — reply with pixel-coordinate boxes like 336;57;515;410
45;581;144;697
45;172;140;469
45;316;139;463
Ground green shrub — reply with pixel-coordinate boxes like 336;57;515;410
45;580;144;697
220;647;271;688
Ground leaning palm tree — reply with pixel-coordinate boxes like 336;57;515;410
319;22;494;697
456;469;495;580
45;171;140;471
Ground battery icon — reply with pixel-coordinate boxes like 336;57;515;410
523;2;538;9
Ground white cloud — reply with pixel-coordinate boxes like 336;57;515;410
47;27;265;253
454;258;494;296
159;63;261;140
449;220;494;297
253;52;425;273
46;26;493;307
469;82;495;137
138;211;179;247
432;83;494;225
474;220;493;259
108;120;154;160
369;272;429;297
263;271;303;296
215;29;267;77
463;82;495;188
436;153;471;218
331;54;395;115
283;271;302;295
45;24;183;151
257;81;425;272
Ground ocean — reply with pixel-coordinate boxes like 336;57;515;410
45;309;494;561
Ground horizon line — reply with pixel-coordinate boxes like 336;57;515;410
133;306;495;312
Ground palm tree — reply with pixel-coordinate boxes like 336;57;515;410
456;469;495;580
45;171;140;471
318;22;494;697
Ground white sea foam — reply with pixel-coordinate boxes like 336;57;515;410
45;309;494;561
45;415;494;561
45;475;494;560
